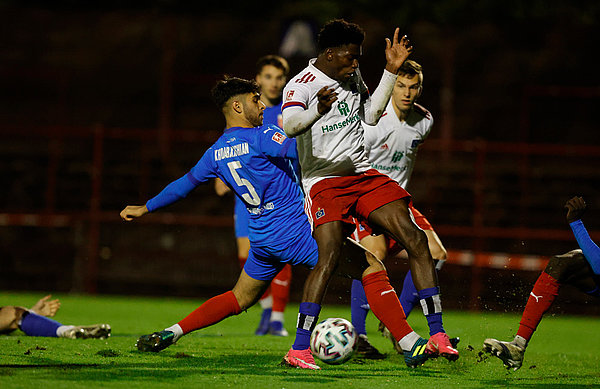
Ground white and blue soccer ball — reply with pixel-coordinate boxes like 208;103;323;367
310;318;358;364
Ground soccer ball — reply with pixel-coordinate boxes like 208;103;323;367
310;318;358;364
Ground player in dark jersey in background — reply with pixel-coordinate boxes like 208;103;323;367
214;55;293;336
484;196;600;370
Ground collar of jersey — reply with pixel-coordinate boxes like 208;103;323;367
223;126;256;134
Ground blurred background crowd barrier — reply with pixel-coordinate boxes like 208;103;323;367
1;1;598;315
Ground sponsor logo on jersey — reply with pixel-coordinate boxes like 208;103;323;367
391;151;404;163
286;90;295;101
321;113;360;133
247;202;275;215
214;142;250;161
380;143;389;150
271;132;285;145
371;163;408;173
337;100;350;116
315;208;325;219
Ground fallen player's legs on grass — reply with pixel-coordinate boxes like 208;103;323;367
484;249;599;370
0;295;110;339
283;221;431;369
136;269;270;352
366;199;458;360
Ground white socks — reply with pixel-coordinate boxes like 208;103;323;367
165;324;184;342
398;331;421;351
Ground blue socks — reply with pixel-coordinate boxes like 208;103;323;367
350;279;369;335
292;302;321;350
418;286;444;335
19;312;62;337
399;270;419;317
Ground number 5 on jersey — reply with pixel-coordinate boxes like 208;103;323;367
227;161;261;206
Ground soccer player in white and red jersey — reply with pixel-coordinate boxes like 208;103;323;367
349;59;452;357
280;19;458;368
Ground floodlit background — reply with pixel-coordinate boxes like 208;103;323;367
1;1;598;314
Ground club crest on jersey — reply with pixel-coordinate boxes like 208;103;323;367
286;90;295;101
315;208;325;219
271;132;286;144
391;151;404;163
337;100;350;116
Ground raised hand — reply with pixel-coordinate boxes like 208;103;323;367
385;28;413;74
31;295;61;317
120;205;148;221
565;196;586;223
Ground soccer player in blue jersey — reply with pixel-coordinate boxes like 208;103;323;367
121;76;313;352
214;55;293;336
0;295;110;339
121;76;429;370
484;196;600;370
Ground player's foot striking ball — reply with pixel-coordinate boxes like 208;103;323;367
483;338;525;370
136;330;175;352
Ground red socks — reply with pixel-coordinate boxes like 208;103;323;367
517;272;560;341
362;270;413;341
178;291;242;334
271;264;292;313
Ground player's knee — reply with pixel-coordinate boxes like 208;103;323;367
402;228;430;258
430;246;447;261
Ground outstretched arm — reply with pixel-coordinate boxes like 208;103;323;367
566;196;600;275
120;174;197;221
362;30;413;125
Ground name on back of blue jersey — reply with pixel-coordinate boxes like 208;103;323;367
214;142;250;161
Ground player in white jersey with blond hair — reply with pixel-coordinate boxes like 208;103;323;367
349;59;455;358
280;19;458;369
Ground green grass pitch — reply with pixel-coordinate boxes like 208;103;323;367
1;291;599;388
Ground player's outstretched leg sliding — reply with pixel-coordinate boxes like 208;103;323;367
136;330;176;352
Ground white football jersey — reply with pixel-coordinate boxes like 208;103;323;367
363;99;433;189
282;59;373;194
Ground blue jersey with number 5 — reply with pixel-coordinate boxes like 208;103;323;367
146;124;307;250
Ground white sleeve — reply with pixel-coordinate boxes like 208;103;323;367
281;83;321;138
361;69;397;125
282;103;322;138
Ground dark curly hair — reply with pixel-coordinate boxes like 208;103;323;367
211;76;260;109
317;19;365;52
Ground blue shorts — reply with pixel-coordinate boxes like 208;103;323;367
244;228;318;281
234;196;249;238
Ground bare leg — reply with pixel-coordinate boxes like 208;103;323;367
368;199;436;290
0;306;27;334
